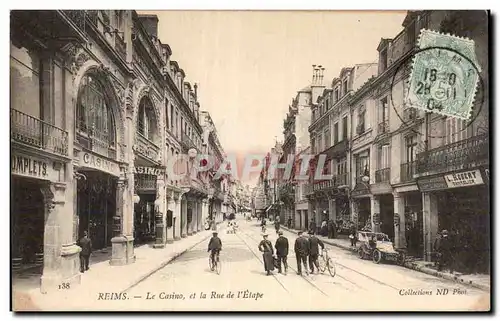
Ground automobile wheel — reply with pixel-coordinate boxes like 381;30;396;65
357;248;364;259
372;249;382;264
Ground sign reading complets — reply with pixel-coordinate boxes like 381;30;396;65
11;154;48;178
444;169;483;189
80;152;120;176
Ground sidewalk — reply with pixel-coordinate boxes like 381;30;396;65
280;225;490;292
15;226;221;311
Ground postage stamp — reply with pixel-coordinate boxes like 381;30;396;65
407;29;482;120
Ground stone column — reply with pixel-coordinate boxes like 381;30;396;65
165;191;174;244
423;192;438;261
174;195;181;241
154;177;165;248
370;195;381;233
187;196;193;236
315;202;321;228
111;177;130;265
192;198;198;234
181;196;188;238
196;199;202;232
393;192;406;249
40;182;80;294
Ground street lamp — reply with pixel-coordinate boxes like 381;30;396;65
133;194;141;204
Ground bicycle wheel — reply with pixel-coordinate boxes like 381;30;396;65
209;256;215;271
326;258;336;277
318;256;327;273
215;259;222;275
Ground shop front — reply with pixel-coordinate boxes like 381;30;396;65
350;181;371;231
419;167;490;273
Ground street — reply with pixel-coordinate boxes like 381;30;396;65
104;217;488;311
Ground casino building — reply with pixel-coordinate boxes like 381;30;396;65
11;10;231;294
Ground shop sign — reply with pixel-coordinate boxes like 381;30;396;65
417;176;448;192
80;152;120;177
134;166;163;176
11;153;57;181
444;169;483;189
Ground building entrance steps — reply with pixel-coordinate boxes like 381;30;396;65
279;224;490;292
14;223;224;311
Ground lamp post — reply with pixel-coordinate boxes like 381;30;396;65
153;197;164;248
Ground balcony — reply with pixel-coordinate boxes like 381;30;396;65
76;130;117;159
416;134;489;175
11;109;69;157
115;34;127;61
180;131;198;152
11;10;88;46
378;120;389;135
134;133;160;162
336;172;349;186
323;140;348;160
400;161;416;182
375;168;390;183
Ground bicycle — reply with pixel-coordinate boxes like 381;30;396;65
209;251;222;275
319;248;336;277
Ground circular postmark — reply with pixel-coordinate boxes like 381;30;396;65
390;45;485;139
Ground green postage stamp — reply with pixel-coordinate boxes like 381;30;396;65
407;29;482;120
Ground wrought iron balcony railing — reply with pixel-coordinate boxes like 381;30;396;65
375;168;390;183
59;10;87;32
400;161;416;182
11;109;69;157
378;120;389;134
416;134;489;175
180;131;198;152
115;34;126;61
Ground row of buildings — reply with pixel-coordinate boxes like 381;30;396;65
253;10;489;273
10;10;238;293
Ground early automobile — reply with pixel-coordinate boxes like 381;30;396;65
357;231;406;265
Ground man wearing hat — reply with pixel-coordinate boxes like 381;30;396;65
435;229;454;273
274;231;289;275
207;231;222;269
294;231;310;275
258;233;275;275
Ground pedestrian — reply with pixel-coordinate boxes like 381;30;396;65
349;222;357;247
274;231;289;275
294;231;310;275
274;218;281;234
435;229;454;273
77;230;92;273
308;230;325;274
308;219;316;235
258;234;275;275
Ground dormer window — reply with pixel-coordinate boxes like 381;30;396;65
380;48;388;73
334;88;340;102
343;79;348;96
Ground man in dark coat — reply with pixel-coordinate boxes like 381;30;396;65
258;234;274;275
274;231;289;274
294;231;310;275
308;230;325;274
77;231;92;273
435;229;454;273
308;219;316;235
274;218;281;234
327;220;336;239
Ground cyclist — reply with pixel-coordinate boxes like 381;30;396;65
207;231;222;269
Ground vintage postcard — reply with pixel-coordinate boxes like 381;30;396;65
10;9;490;312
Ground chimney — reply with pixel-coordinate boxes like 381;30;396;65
138;14;159;38
312;64;317;85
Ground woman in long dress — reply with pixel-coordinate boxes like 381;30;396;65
258;234;275;275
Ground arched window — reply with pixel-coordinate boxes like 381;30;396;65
76;74;116;158
138;97;156;141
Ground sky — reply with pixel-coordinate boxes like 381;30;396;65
139;10;407;184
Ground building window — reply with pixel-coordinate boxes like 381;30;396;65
174;110;179;137
312;109;316;122
333;122;339;144
324;128;331;149
165;98;170;130
380;48;388;73
379;97;389;133
311;137;316;154
334;88;340;102
406;20;416;46
445;117;471;145
325;97;330;110
317;134;323;153
76;74;116;154
138;96;156;141
378;144;390;169
342;116;348;141
355;154;370;180
357;108;366;135
10;42;41;118
405;135;417;163
114;10;124;32
343;79;348;95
